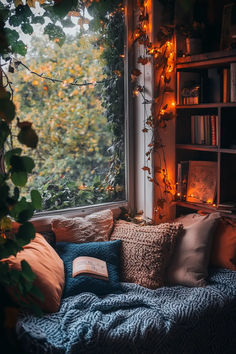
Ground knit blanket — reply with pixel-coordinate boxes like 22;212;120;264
16;268;236;354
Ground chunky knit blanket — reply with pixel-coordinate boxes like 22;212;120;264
16;268;236;354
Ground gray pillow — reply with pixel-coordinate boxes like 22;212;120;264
167;212;220;287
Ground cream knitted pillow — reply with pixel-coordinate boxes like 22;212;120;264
51;209;113;243
110;220;183;289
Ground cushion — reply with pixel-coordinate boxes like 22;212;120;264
51;209;113;243
210;217;236;271
56;240;122;297
167;212;220;287
4;233;65;313
110;220;183;289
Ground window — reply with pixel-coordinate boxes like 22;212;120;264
3;1;128;213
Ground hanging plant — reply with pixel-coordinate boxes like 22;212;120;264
132;0;176;220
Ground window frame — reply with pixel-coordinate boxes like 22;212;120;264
32;0;134;219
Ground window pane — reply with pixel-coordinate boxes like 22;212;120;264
8;3;125;211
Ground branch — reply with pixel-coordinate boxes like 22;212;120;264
14;58;116;87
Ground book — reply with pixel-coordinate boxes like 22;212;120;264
187;161;217;204
210;115;216;146
230;63;236;102
72;256;109;281
177;161;189;200
223;68;230;103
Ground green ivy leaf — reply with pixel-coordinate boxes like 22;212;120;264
31;16;45;24
30;284;44;301
21;156;35;173
15;222;35;247
31;190;42;210
21;260;36;282
5;148;22;167
0;121;10;148
44;23;66;46
0;96;16;123
21;23;33;35
12;40;27;56
11;171;27;186
9;15;22;27
5;28;20;44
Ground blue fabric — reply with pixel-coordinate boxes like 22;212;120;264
56;240;122;298
17;268;236;354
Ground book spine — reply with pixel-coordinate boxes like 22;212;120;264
215;115;219;146
223;68;230;103
177;71;180;105
191;115;195;144
203;115;207;145
199;115;204;144
177;163;182;196
206;115;210;145
230;63;236;102
195;115;198;144
210;115;216;146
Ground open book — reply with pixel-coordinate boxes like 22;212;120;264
72;256;109;281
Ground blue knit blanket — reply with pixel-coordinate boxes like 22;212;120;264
16;268;236;354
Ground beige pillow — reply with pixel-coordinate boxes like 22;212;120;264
110;220;183;289
167;212;220;287
51;209;113;243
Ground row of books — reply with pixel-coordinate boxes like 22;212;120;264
191;115;218;146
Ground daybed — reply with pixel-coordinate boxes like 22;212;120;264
10;209;236;353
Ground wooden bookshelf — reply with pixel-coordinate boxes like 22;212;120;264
175;51;236;215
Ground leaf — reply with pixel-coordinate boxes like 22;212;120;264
15;222;35;247
9;15;22;27
5;148;22;167
31;16;45;24
11;40;27;56
31;190;42;210
0;95;16;123
17;127;38;148
44;23;66;46
30;284;44;301
21;156;35;173
21;23;33;35
0;121;10;148
21;260;36;282
11;171;27;186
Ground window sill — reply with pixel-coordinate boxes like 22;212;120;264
27;201;128;233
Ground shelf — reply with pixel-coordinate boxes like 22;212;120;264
176;103;236;109
176;144;218;152
174;201;236;218
176;49;236;70
220;148;236;154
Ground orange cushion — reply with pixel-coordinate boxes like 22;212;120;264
210;218;236;271
5;233;65;313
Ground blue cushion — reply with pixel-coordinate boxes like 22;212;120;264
56;240;122;298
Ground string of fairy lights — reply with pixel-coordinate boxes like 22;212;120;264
131;0;176;219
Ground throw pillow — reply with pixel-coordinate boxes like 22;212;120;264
210;217;236;271
4;233;65;313
51;209;113;243
167;212;220;287
56;240;122;297
110;220;183;289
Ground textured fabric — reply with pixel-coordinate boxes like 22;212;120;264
41;231;56;248
16;268;236;354
168;213;220;287
110;220;183;289
211;217;236;271
4;233;64;313
56;240;122;298
51;209;113;243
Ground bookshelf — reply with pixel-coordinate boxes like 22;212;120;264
175;50;236;216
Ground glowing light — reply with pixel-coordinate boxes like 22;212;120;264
133;89;139;97
213;203;216;207
171;101;176;107
177;192;181;197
